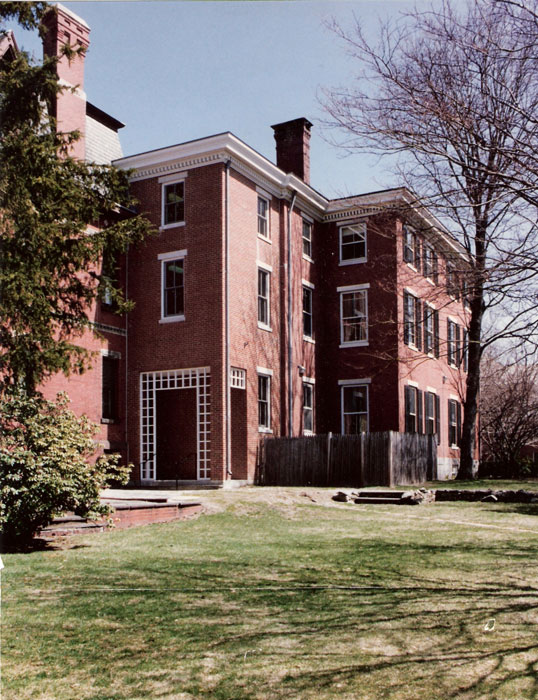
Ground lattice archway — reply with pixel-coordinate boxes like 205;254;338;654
140;367;210;481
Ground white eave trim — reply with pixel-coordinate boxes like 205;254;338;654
114;132;328;214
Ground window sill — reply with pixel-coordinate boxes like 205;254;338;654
258;323;272;332
340;340;368;348
159;221;186;231
101;418;117;424
303;336;315;344
160;315;185;324
303;430;315;436
303;254;314;264
258;427;273;434
425;277;436;286
257;234;271;244
405;262;418;271
339;258;367;266
449;444;460;450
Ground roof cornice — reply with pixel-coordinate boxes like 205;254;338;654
114;132;328;213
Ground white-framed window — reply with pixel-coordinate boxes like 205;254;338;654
302;219;313;259
403;291;422;350
446;261;460;299
257;267;271;329
159;250;187;322
257;195;270;239
423;304;439;356
403;225;421;269
340;382;369;434
423;244;438;283
339;284;368;346
448;399;462;447
303;379;314;434
303;284;313;339
425;391;440;437
162;181;185;227
339;223;366;264
447;319;462;367
404;385;422;433
258;372;271;431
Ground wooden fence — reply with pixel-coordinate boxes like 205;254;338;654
255;432;437;488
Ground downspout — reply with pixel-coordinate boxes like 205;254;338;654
287;190;297;437
125;244;130;477
224;159;232;477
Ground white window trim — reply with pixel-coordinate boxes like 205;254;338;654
302;216;314;262
257;260;273;272
257;266;272;331
158;171;189;184
256;366;274;376
302;283;314;341
339;287;368;347
257;192;271;242
100;349;121;359
302;379;315;435
338;378;371;386
159;250;186;323
339;222;367;266
407;380;419;388
161;179;186;230
337;283;370;292
257;370;272;433
302;278;315;289
340;382;370;434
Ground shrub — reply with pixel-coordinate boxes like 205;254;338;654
0;392;129;548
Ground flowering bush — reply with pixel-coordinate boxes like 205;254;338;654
0;392;129;547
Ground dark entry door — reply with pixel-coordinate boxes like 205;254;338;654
156;388;197;480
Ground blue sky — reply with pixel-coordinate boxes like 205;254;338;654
14;1;425;198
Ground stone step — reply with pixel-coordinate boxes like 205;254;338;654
356;491;406;499
354;496;403;505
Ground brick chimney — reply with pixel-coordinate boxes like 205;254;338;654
42;3;90;159
271;118;313;184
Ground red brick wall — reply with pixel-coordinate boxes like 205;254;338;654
127;163;226;480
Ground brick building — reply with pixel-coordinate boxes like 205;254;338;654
32;5;473;484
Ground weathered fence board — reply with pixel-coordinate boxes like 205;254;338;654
256;432;437;487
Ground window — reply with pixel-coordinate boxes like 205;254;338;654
258;374;271;431
302;219;313;258
340;287;368;345
102;355;119;421
405;385;423;433
447;320;462;367
448;399;462;447
403;292;422;350
163;181;185;226
257;268;270;328
100;251;116;309
423;305;439;356
425;391;440;437
423;244;438;283
341;384;368;433
303;382;314;434
463;330;469;372
303;285;313;339
446;262;460;299
257;196;269;239
161;256;185;320
403;225;421;270
340;223;366;263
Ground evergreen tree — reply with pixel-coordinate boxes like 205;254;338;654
0;2;153;394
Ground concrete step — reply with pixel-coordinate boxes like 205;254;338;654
354;496;403;505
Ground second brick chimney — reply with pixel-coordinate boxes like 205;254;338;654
42;3;90;159
271;117;313;184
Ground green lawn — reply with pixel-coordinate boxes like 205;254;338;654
2;487;538;700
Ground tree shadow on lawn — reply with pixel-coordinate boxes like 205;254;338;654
0;536;92;554
487;502;538;517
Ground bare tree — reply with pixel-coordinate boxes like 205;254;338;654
324;0;538;478
480;355;538;473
